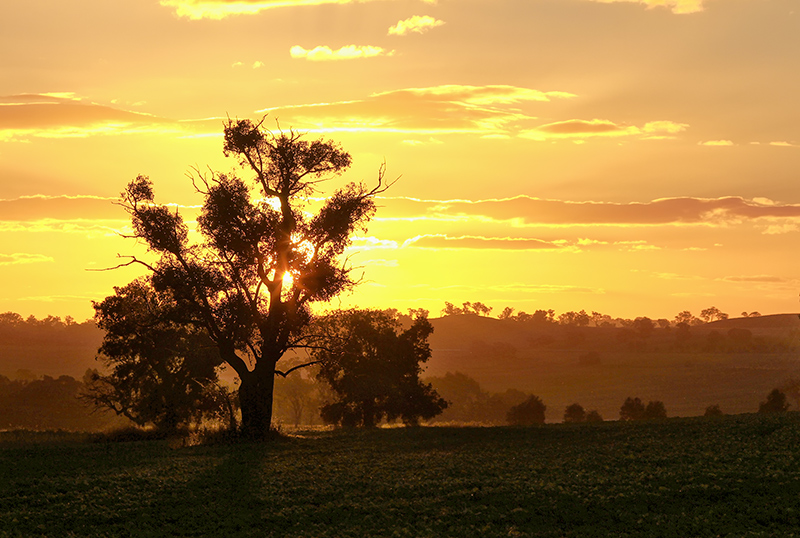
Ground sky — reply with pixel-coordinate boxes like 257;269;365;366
1;0;799;322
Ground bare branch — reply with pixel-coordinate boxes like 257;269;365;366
274;360;322;378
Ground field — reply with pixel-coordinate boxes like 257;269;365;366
2;414;800;537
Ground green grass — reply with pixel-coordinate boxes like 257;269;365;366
2;414;800;537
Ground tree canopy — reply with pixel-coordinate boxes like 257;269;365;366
312;309;447;428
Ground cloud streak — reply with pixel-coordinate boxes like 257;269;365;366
520;119;688;141
290;45;391;61
388;15;445;36
0;253;55;266
374;195;800;227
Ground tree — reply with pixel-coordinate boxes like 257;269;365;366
563;403;586;423
114;119;388;437
498;307;515;320
85;278;235;432
585;410;604;422
507;395;546;425
758;388;790;414
619;397;645;421
700;306;729;323
704;404;724;417
313;309;447;428
643;400;667;420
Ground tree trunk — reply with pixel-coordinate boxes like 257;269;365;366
238;364;276;438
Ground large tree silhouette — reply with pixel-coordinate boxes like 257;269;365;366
114;119;388;437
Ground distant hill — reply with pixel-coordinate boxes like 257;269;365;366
425;314;800;420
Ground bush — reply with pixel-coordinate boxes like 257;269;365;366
585;410;604;422
507;395;546;426
643;400;667;420
619;397;645;421
563;403;586;423
704;404;724;417
759;389;790;414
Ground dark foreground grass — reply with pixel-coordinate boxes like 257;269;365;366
1;414;799;537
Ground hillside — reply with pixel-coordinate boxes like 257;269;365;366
425;314;800;420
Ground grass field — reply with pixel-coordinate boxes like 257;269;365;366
2;414;799;537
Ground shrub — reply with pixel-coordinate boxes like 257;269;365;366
643;400;667;420
507;395;546;426
619;397;645;421
704;404;724;417
758;389;790;414
563;403;586;423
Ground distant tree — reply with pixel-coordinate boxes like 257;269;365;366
656;319;671;330
727;327;753;349
507;395;546;426
313;309;447;428
633;317;655;339
442;302;464;316
273;368;320;427
558;310;590;327
462;301;492;316
700;306;729;323
531;309;556;324
643;400;667;420
563;403;586;423
704;404;724;417
85;278;236;432
585;410;604;422
781;378;800;410
758;388;790;414
619;397;645;421
498;307;515;320
674;311;702;326
425;371;489;423
674;321;692;350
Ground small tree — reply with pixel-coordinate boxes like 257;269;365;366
704;404;724;417
85;278;235;432
643;400;667;420
563;403;586;423
758;388;790;414
507;395;546;425
313;309;447;428
619;397;645;421
585;410;604;422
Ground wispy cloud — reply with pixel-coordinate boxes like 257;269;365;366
0;94;183;141
373;195;800;227
520;119;688;141
290;45;391;61
388;15;445;36
699;140;734;146
257;84;574;135
0;253;55;266
402;234;566;250
160;0;394;19
586;0;706;15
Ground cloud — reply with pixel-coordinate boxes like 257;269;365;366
0;195;122;221
0;253;54;266
290;45;391;61
257;84;574;135
520;119;687;141
388;15;445;36
0;94;183;141
700;140;734;146
160;0;396;19
373;195;800;227
769;141;800;148
721;275;788;283
586;0;706;15
402;234;566;250
252;61;265;68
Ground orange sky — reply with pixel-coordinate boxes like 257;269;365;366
1;0;799;321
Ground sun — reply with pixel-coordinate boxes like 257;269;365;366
281;270;295;289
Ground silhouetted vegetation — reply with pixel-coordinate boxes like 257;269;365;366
84;279;236;433
619;397;646;421
0;373;124;431
563;403;586;423
313;309;447;428
507;395;546;426
110;120;389;438
759;388;790;414
704;404;724;417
